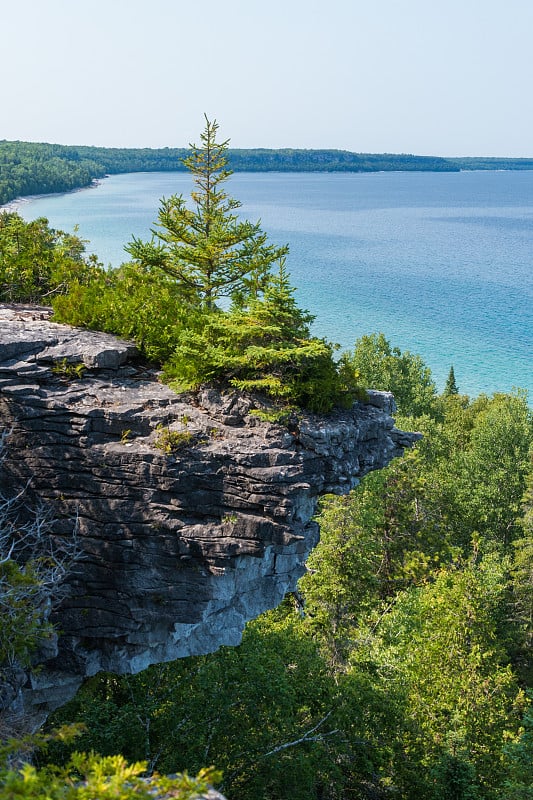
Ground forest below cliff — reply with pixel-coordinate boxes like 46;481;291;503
3;138;533;207
1;123;532;800
40;369;532;800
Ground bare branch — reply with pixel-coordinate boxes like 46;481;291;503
0;428;82;671
262;711;340;758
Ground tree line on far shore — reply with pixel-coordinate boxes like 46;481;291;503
4;136;533;209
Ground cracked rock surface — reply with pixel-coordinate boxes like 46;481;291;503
0;305;420;726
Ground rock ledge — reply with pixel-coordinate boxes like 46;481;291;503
0;305;420;726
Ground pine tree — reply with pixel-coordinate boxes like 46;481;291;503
164;258;351;412
444;365;459;396
122;118;363;410
125;117;287;308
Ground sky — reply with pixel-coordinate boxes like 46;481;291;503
2;0;533;157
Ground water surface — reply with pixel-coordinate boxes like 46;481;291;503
16;170;533;399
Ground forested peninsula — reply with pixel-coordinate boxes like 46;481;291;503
2;138;533;207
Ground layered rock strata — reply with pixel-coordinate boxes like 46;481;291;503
0;305;420;725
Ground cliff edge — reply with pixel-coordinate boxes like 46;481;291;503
0;305;420;729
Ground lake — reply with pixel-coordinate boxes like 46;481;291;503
14;170;533;399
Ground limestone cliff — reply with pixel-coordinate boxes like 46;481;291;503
0;304;420;728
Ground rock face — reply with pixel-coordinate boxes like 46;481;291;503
0;305;420;727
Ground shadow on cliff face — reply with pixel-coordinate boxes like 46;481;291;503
0;305;420;730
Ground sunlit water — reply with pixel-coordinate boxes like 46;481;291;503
13;170;533;399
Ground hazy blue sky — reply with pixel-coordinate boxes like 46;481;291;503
3;0;532;156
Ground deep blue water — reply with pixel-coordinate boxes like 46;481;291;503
13;170;533;399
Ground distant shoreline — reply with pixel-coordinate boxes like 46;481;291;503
4;161;533;214
3;138;533;209
0;178;103;213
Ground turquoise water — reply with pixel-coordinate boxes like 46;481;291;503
15;170;533;399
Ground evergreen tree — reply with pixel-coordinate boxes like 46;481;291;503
444;365;459;396
125;117;287;308
53;118;359;411
164;258;351;412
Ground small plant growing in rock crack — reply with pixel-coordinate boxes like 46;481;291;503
249;406;299;426
51;358;86;380
154;425;193;454
120;429;132;444
222;512;238;524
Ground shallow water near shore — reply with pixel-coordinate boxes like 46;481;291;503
16;170;533;399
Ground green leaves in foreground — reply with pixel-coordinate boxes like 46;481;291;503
1;727;220;799
0;753;220;800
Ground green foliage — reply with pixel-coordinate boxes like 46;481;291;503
52;120;354;412
125;117;288;308
0;139;466;208
53;262;205;364
165;259;355;412
28;337;528;800
51;359;86;380
0;141;105;206
248;406;299;425
500;696;533;799
4;130;532;799
2;138;533;210
45;610;349;800
299;492;384;666
444;364;459;396
1;431;65;669
509;454;533;685
0;721;220;799
351;553;525;794
43;606;412;799
0;558;54;668
304;390;532;634
303;424;456;630
153;426;193;454
342;332;437;416
442;392;533;550
296;379;532;797
0;751;220;800
429;752;480;800
0;212;101;303
35;369;531;800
